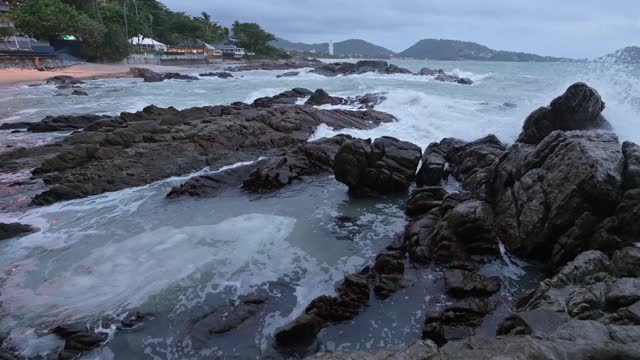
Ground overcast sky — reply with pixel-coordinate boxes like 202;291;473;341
163;0;639;58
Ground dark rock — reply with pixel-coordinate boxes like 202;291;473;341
274;314;323;348
163;72;199;81
46;75;84;86
0;222;35;240
416;143;447;187
305;89;344;106
310;60;412;77
229;57;322;72
490;131;623;268
129;67;164;82
192;297;265;335
199;72;233;78
444;269;500;298
252;87;313;107
276;71;299;78
405;186;447;217
423;298;495;345
434;74;473;85
417;68;445;76
623;141;640;190
497;309;570;336
242;135;353;192
118;312;153;330
26;114;111;133
517;83;609;145
52;324;107;360
606;278;640;309
4;89;394;205
608;324;640;344
71;90;88;96
551;320;611;343
0;122;30;130
334;136;422;196
612;247;640;277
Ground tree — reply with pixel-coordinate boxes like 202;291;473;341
12;0;98;42
0;13;16;50
232;21;282;57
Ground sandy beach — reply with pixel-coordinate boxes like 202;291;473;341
0;62;194;86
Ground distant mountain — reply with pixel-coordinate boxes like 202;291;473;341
398;39;571;62
597;46;640;65
272;38;395;58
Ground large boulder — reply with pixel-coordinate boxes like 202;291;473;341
415;143;447;187
489;130;623;267
305;89;344;106
334;137;422;196
0;222;35;240
129;67;164;82
517;82;609;145
310;61;412;77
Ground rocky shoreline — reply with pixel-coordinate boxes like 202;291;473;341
1;80;639;359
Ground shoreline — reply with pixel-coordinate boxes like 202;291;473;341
0;62;204;87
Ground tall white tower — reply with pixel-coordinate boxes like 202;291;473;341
329;40;334;56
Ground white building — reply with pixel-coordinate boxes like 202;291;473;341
129;35;168;52
329;40;334;56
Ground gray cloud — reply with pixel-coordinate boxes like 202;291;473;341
163;0;640;58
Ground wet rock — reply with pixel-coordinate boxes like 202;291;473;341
242;135;353;192
606;278;640;309
305;89;344;106
26;114;112;133
199;72;233;78
252;87;312;107
129;67;164;82
274;313;323;348
52;324;108;360
551;320;611;343
444;269;500;298
490;130;623;268
517;83;609;145
118;312;154;330
0;222;35;240
46;75;84;86
405;186;447;217
163;72;199;81
71;90;88;96
623;141;640;190
444;135;506;195
308;339;440;360
434;73;473;85
415;143;447;187
612;247;640;277
608;324;640;344
310;60;412;77
334;136;422;196
229;57;322;72
423;298;495;346
497;309;570;336
276;71;299;78
192;297;265;335
372;249;406;299
417;68;445;76
0;122;30;130
4;89;394;205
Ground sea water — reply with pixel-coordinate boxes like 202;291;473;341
0;60;638;358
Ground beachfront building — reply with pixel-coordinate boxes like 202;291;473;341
129;35;168;52
168;39;222;59
212;43;246;60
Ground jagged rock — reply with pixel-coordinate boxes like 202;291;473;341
241;135;353;192
623;142;640;190
497;309;570;336
0;89;394;205
423;298;495;346
52;324;108;360
434;74;473;85
334;136;422;196
229;57;322;72
163;72;199;81
310;60;412;77
606;278;640;310
415;143;447;187
0;222;35;240
129;67;164;82
305;89;344;106
276;71;299;78
25;114;112;133
199;72;233;78
252;87;312;107
405;186;447;217
71;90;88;96
274;313;323;348
612;247;640;277
517;82;609;145
118;312;154;330
608;324;640;344
372;249;406;299
417;68;445;76
551;320;611;343
444;269;500;298
490;130;623;268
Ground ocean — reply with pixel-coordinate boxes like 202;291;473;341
0;60;638;358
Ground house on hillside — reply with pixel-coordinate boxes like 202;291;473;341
129;35;167;52
211;43;246;60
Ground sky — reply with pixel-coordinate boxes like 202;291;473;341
163;0;640;59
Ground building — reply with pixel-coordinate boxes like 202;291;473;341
212;43;246;60
329;40;334;56
168;39;222;59
129;35;168;52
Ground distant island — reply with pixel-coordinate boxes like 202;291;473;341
597;46;640;65
272;37;577;62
